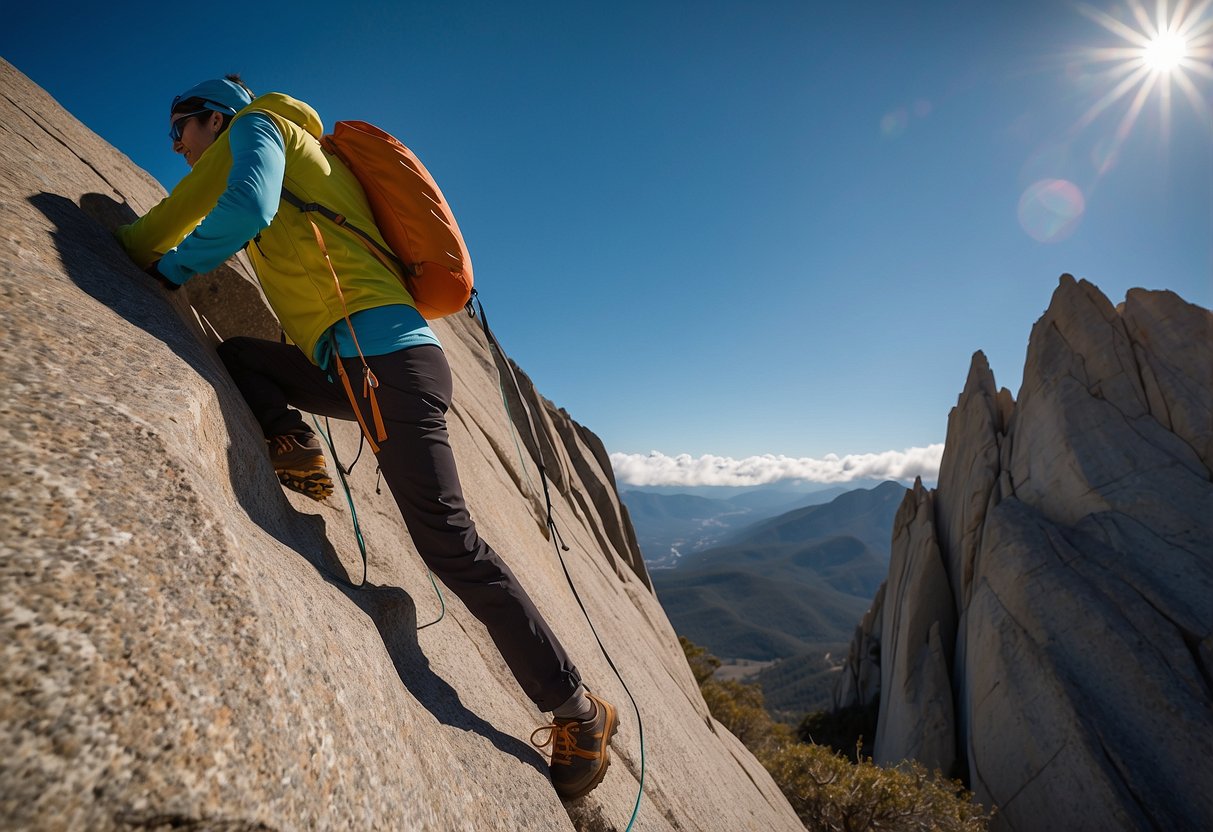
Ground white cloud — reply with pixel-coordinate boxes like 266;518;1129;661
609;445;944;487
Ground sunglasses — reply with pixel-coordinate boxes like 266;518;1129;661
169;109;211;142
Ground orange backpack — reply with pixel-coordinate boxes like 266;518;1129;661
281;120;474;319
280;121;475;453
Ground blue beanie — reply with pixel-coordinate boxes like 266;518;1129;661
171;78;253;116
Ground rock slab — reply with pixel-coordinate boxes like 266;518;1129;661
0;59;803;832
835;275;1213;831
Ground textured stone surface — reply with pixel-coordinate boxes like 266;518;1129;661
1009;277;1209;535
836;274;1213;830
965;498;1213;831
933;352;1005;615
873;482;956;774
832;582;884;711
0;60;802;832
1120;287;1213;471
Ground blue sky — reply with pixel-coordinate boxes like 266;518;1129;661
6;1;1210;485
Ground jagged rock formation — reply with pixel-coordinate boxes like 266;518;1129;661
0;60;802;831
832;584;884;713
835;275;1213;831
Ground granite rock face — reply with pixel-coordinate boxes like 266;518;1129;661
0;60;802;832
832;582;884;713
835;275;1213;831
873;482;956;775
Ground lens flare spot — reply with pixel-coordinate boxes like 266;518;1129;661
1018;179;1085;243
881;108;909;137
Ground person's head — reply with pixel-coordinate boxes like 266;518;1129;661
169;74;254;167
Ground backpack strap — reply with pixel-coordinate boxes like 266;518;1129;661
281;187;417;278
277;186;413;452
302;212;389;452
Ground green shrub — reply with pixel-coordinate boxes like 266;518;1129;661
680;637;991;831
679;635;721;685
700;676;791;758
763;743;989;832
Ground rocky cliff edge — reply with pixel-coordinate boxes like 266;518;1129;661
0;60;803;832
835;274;1213;831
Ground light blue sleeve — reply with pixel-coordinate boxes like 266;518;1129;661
157;113;286;285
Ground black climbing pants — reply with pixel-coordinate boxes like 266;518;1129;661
217;336;582;713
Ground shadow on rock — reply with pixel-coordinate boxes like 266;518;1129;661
31;191;321;554
35;190;547;779
31;192;219;381
346;581;550;778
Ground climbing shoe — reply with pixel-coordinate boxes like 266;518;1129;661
268;433;333;501
530;692;618;800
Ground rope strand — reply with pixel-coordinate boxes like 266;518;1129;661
473;293;645;831
310;415;445;629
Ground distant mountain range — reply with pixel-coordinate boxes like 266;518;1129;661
719;481;903;556
648;481;905;717
622;480;889;568
650;481;902;654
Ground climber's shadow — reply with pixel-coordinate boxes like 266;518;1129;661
281;525;548;776
33;190;545;778
30;192;315;554
30;192;220;383
337;580;549;778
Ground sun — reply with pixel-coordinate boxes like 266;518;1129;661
1019;1;1210;243
1072;0;1213;153
1143;30;1188;70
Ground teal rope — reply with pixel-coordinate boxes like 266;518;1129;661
311;414;368;588
417;569;446;630
310;415;445;628
548;524;646;831
628;735;647;832
483;304;645;831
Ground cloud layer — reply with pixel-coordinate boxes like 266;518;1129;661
609;445;945;487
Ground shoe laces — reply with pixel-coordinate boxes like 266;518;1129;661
270;435;295;455
530;720;599;767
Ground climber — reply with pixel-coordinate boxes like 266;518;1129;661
114;75;618;801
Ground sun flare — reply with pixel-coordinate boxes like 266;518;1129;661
1074;0;1213;153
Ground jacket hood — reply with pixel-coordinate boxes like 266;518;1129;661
241;93;324;139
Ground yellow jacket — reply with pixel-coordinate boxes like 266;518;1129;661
117;93;413;362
